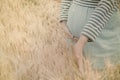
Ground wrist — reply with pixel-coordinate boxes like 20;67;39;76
77;35;88;47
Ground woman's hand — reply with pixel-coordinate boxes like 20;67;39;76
73;35;88;73
60;20;73;39
73;41;84;73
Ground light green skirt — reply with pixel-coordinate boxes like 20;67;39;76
66;3;120;70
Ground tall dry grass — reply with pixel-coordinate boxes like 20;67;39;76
0;0;120;80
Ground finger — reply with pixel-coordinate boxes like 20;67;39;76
66;32;73;38
62;25;73;38
78;59;84;74
64;30;73;38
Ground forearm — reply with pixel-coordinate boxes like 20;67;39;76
77;35;88;48
77;0;119;49
81;0;119;42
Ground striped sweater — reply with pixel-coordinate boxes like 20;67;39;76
60;0;120;41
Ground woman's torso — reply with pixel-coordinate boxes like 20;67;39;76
67;2;120;70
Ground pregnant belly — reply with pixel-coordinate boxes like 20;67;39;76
67;3;95;37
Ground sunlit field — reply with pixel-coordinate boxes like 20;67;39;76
0;0;120;80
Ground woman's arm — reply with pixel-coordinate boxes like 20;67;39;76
77;0;120;47
80;0;120;42
74;0;119;72
75;0;120;48
60;0;73;22
60;0;74;39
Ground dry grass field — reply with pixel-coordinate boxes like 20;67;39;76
0;0;120;80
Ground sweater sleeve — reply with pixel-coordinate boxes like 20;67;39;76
60;0;73;22
81;0;120;42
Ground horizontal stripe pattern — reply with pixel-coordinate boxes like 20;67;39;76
60;0;120;41
73;0;100;8
60;0;73;21
81;0;119;41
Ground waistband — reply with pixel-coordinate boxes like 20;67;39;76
73;0;99;8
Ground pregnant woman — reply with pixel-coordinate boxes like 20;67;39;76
60;0;120;71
